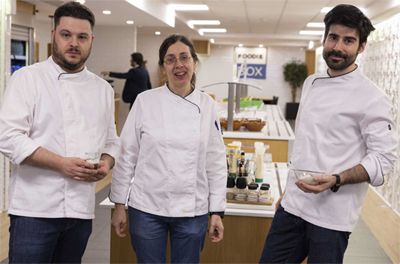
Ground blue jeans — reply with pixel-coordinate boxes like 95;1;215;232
128;207;208;263
9;215;92;263
259;205;350;264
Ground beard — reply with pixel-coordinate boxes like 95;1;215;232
52;37;91;73
323;50;358;71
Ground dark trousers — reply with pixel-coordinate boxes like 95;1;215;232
259;205;350;264
9;215;92;263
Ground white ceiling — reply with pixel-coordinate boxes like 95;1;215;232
22;0;400;48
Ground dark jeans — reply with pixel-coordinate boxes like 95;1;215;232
9;215;92;263
128;207;208;263
259;205;351;264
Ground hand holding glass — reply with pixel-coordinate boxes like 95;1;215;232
85;152;100;169
293;170;325;185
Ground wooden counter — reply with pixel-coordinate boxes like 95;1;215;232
100;163;288;263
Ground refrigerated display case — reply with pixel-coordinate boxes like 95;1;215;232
11;24;34;74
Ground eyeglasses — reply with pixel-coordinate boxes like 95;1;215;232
163;54;192;65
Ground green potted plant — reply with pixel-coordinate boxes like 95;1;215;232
283;60;308;103
283;60;308;119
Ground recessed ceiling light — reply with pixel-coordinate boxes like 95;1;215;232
259;44;263;48
170;4;209;11
126;21;134;24
239;44;243;47
307;22;324;28
198;28;227;34
75;0;85;3
299;30;324;35
210;38;215;43
103;10;111;15
155;31;161;35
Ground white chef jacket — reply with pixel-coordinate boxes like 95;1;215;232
282;66;398;232
110;84;227;217
0;57;120;219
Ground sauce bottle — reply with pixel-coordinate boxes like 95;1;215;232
235;177;247;201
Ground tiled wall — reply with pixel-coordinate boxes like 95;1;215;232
359;14;400;216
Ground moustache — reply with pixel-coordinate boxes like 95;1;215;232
327;51;347;59
67;47;80;54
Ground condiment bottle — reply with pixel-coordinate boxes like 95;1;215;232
247;183;259;202
226;176;236;200
259;183;271;203
235;177;247;201
254;142;266;183
238;151;245;176
227;144;239;178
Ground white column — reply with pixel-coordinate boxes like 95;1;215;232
0;0;13;212
133;25;137;52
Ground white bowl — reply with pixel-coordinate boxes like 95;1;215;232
293;170;325;185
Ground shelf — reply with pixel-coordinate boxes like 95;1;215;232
11;55;26;60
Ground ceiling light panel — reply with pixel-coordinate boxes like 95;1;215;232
307;22;324;28
170;4;209;11
299;30;324;35
199;28;227;34
188;20;220;25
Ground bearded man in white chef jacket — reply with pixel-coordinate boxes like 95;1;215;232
0;2;120;263
259;4;398;264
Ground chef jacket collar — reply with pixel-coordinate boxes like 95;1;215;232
312;64;361;85
48;56;88;80
163;83;201;113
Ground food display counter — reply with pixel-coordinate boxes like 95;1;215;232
100;163;288;263
221;105;295;162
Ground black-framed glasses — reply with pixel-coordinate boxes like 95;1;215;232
163;54;192;65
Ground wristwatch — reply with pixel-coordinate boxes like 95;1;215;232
331;174;341;192
209;212;224;219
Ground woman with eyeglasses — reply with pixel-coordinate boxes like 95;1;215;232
109;34;226;263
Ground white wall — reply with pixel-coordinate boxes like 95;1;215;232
34;20;51;63
33;23;306;118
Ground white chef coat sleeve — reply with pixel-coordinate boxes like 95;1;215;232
102;88;121;162
359;94;398;186
109;96;142;204
0;69;40;164
206;103;227;212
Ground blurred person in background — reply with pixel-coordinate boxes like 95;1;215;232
102;52;151;109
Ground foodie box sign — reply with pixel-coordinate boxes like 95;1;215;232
235;47;267;80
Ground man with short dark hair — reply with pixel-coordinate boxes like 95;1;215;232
0;1;120;263
259;4;397;264
102;52;152;109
